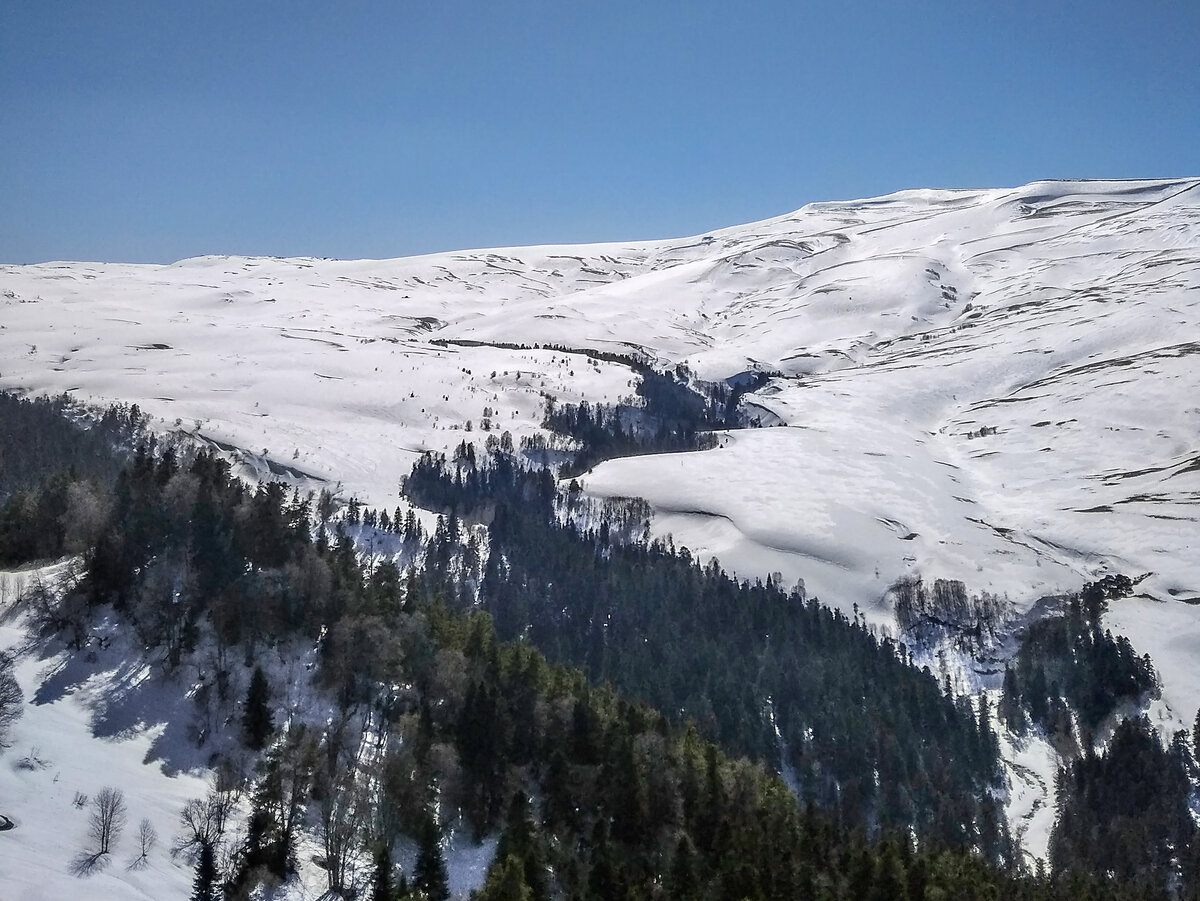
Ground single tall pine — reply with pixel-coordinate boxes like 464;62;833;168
414;814;450;901
191;841;219;901
476;854;533;901
369;843;396;901
243;665;274;750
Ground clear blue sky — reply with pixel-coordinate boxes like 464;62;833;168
3;0;1198;263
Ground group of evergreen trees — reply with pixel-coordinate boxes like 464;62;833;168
0;392;143;499
543;397;717;477
405;450;1010;858
0;393;143;564
83;448;342;669
10;434;1023;898
1050;715;1199;895
542;364;769;476
999;578;1156;746
991;575;1200;894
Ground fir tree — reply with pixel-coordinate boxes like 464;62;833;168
243;664;274;750
666;834;700;899
495;791;549;901
369;843;396;901
414;814;449;901
586;820;624;901
476;854;533;901
191;841;219;901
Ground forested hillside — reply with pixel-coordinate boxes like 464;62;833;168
0;393;143;563
405;451;1009;856
3;391;1200;899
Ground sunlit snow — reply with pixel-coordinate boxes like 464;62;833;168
3;178;1200;881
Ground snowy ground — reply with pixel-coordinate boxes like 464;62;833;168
0;564;209;901
3;177;1200;869
1001;722;1059;867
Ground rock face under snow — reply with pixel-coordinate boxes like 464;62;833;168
3;176;1200;722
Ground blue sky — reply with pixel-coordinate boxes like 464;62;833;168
2;0;1198;263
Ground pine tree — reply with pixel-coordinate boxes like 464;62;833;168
587;820;624;901
666;834;700;899
414;814;450;901
869;840;908;901
477;854;533;901
191;841;219;901
495;792;549;901
243;664;274;750
370;843;396;901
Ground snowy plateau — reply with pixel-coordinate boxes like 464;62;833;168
2;177;1200;895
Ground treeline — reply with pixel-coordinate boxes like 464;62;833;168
0;392;144;498
0;392;145;564
431;338;649;371
85;448;395;670
544;364;769;477
405;451;1011;859
32;437;1146;900
995;575;1199;895
999;575;1156;746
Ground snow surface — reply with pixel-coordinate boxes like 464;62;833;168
0;564;209;901
3;178;1199;665
1001;721;1059;867
3;177;1200;874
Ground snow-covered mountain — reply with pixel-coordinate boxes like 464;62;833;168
3;176;1199;724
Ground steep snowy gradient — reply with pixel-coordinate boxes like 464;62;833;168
3;177;1200;725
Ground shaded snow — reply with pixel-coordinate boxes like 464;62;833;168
0;565;209;901
1001;724;1059;867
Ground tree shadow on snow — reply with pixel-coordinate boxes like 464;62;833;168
30;633;231;776
69;850;110;877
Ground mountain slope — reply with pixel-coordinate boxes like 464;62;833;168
2;177;1199;723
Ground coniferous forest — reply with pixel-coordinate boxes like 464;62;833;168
2;390;1200;900
999;576;1157;744
405;451;1009;857
0;393;143;564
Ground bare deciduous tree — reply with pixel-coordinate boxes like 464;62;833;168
63;481;113;554
129;818;157;868
320;772;365;895
89;786;127;855
174;787;236;857
0;651;22;748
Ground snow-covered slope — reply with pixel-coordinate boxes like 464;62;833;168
3;177;1199;722
0;564;208;901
